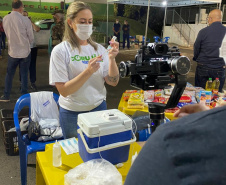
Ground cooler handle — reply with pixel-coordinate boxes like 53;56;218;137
77;129;136;154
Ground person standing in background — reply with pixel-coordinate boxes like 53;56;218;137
193;9;226;92
0;17;6;50
48;10;64;56
0;18;2;59
122;20;130;49
0;0;34;102
22;11;40;91
112;19;121;44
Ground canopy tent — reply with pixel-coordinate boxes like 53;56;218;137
107;0;221;7
21;0;222;44
107;0;222;45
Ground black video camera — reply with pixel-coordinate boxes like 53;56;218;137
119;42;191;132
119;43;191;90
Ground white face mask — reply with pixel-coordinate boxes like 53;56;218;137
75;24;93;40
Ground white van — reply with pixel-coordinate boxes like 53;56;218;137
34;19;54;47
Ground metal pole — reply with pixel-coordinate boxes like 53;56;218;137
107;1;109;45
223;4;225;21
39;0;41;8
162;4;168;39
219;0;222;10
172;8;175;24
188;8;190;24
144;0;151;46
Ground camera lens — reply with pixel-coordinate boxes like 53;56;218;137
119;61;128;78
154;44;168;55
171;56;191;75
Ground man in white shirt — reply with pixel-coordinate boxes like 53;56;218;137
0;0;34;102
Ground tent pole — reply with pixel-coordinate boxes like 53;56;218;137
223;4;225;18
219;0;222;9
162;3;168;39
144;0;151;46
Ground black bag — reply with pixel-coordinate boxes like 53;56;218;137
27;121;41;141
27;120;57;141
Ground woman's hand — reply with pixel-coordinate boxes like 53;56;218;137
87;56;102;74
174;103;210;118
108;39;119;60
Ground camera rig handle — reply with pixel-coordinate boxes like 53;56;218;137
148;74;187;132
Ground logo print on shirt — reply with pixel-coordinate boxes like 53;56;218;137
43;100;50;107
71;54;97;64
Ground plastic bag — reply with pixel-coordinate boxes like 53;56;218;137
64;159;122;185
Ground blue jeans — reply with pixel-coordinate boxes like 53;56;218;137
59;100;107;139
195;65;225;92
1;32;6;49
4;54;30;98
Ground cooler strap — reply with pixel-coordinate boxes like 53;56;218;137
77;129;136;154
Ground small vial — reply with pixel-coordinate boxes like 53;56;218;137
53;140;62;167
107;36;117;52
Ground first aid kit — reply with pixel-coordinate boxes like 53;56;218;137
77;109;136;164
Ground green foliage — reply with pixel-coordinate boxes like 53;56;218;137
148;7;165;36
114;4;118;16
124;5;141;20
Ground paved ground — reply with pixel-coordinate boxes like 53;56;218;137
0;44;196;185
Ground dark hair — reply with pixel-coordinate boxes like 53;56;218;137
23;10;28;15
12;0;23;9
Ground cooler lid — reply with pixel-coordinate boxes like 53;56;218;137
77;109;132;137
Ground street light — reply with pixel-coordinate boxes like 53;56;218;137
162;1;167;6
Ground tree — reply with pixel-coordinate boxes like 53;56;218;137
113;4;118;16
124;5;141;20
115;4;125;16
147;7;165;36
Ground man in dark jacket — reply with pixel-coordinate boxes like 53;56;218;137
125;103;226;185
112;19;121;44
193;9;226;92
122;20;130;49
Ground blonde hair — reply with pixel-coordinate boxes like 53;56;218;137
63;1;97;52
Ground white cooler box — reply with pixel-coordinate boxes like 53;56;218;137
77;109;136;164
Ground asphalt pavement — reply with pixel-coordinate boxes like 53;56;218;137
0;44;197;185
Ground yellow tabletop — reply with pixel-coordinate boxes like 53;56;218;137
118;93;177;121
36;142;142;185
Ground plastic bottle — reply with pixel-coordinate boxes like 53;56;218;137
205;78;212;91
212;78;220;96
53;140;62;167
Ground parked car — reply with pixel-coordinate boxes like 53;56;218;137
34;19;54;47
